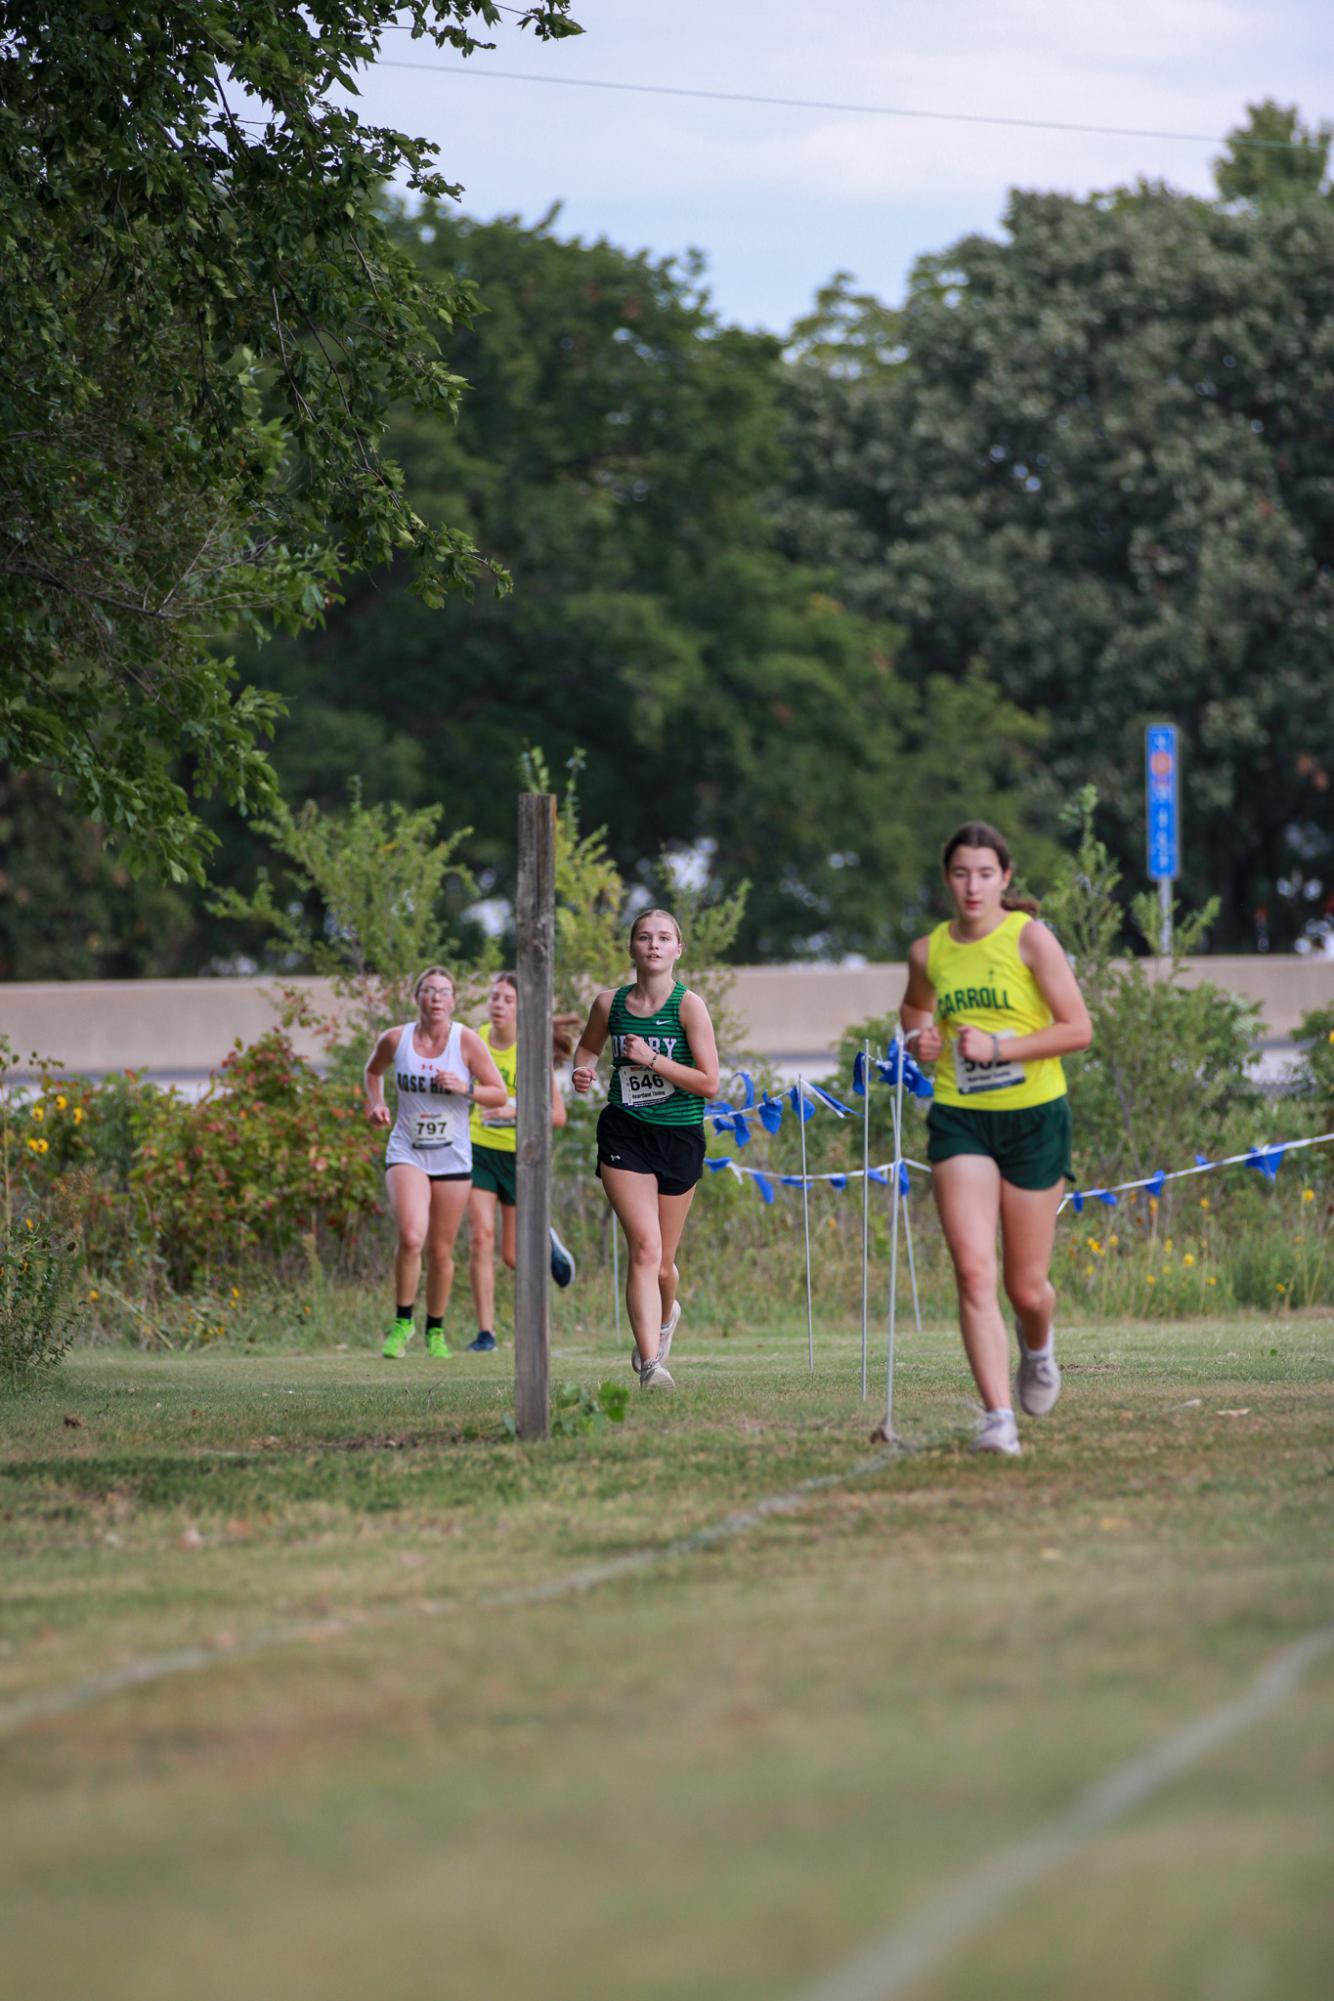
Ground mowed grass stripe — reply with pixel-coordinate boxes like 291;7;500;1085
1;1320;1330;2001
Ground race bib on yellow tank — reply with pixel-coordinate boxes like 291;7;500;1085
953;1035;1025;1097
620;1063;675;1110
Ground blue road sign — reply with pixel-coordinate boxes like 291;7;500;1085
1146;724;1179;881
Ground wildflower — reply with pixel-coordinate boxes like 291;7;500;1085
1275;1282;1287;1295
1183;1253;1196;1268
1206;1276;1218;1288
72;1107;84;1125
1148;1195;1159;1213
1164;1238;1174;1254
55;1094;67;1110
1108;1234;1119;1248
1084;1265;1095;1278
1302;1188;1315;1203
1199;1197;1210;1210
230;1286;241;1301
24;1217;33;1231
29;1104;44;1122
1146;1275;1157;1286
1089;1237;1103;1255
26;1137;49;1154
87;1288;100;1302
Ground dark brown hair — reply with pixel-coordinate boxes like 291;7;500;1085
941;821;1040;916
494;971;579;1066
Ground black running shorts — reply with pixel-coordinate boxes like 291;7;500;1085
595;1102;705;1197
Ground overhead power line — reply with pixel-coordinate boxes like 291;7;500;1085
374;55;1318;152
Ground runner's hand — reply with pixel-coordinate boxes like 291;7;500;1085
437;1069;469;1095
367;1103;392;1129
915;1025;943;1064
490;1097;518;1124
954;1025;996;1064
621;1034;657;1067
571;1064;597;1095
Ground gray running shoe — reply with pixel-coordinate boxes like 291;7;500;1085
638;1357;676;1391
1014;1330;1061;1417
970;1408;1021;1455
658;1299;681;1363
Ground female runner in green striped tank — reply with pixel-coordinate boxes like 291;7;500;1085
571;908;721;1390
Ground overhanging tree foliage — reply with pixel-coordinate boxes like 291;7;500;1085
0;1;579;880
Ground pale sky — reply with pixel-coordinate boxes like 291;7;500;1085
347;0;1333;331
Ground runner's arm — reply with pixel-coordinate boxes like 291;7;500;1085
622;990;719;1100
363;1028;399;1126
459;1027;509;1110
550;1069;568;1129
900;938;941;1063
571;991;614;1094
990;921;1091;1063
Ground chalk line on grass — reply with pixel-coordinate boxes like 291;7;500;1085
0;1449;903;1734
801;1617;1334;2001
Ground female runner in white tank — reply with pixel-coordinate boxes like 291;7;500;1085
364;965;507;1359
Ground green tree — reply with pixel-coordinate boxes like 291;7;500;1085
0;1;579;882
218;209;1048;961
777;174;1334;949
1215;101;1331;207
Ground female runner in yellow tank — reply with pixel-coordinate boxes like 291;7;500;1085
901;822;1092;1455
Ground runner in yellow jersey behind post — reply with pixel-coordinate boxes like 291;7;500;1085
464;971;576;1353
571;909;721;1391
901;822;1092;1454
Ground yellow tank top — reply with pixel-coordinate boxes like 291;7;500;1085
468;1022;518;1153
926;910;1066;1111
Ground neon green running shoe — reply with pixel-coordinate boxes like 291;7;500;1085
382;1320;413;1360
425;1329;452;1359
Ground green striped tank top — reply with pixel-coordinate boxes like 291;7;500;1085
608;980;703;1126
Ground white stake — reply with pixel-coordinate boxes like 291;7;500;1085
868;1040;876;1400
883;1030;906;1441
799;1075;815;1372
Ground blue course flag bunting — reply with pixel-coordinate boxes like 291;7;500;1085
735;1071;756;1109
868;1168;888;1185
759;1096;785;1134
898;1163;911;1197
1097;1190;1119;1207
705;1156;733;1175
1071;1190;1085;1213
1246;1145;1284;1181
788;1085;816;1123
732;1113;751;1150
752;1171;775;1205
830;1174;848;1191
1195;1153;1211;1166
780;1174;806;1187
852;1050;868;1096
1146;1170;1166;1197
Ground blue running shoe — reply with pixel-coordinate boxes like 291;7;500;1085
467;1330;497;1353
549;1226;576;1289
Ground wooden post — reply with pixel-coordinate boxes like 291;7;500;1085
515;792;556;1441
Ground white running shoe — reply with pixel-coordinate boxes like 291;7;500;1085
1014;1328;1062;1417
639;1357;676;1391
970;1408;1021;1455
658;1299;681;1363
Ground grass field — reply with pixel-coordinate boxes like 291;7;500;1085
2;1310;1332;2001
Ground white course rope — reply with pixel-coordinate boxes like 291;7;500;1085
802;1617;1334;2001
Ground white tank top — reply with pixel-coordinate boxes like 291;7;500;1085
387;1020;471;1170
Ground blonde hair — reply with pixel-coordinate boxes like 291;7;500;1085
413;964;455;998
629;907;683;950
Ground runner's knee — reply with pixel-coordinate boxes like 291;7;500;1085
951;1247;998;1300
1004;1271;1051;1318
